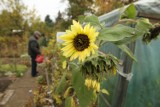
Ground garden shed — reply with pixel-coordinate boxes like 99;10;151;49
98;0;160;107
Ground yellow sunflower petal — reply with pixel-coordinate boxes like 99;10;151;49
85;79;90;87
91;43;98;49
78;51;89;62
78;54;84;62
88;79;92;87
71;20;83;34
83;49;91;57
84;23;91;34
61;44;73;51
63;47;75;57
70;52;80;61
61;35;74;41
96;83;100;92
92;80;97;88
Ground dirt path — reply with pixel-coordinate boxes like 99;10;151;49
4;69;37;107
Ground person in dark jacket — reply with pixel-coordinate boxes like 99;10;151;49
28;31;41;77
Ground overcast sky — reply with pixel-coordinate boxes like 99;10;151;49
22;0;68;21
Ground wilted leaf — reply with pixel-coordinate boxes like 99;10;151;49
135;18;153;35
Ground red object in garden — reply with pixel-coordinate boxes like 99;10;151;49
36;55;44;63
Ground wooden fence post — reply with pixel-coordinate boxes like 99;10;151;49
112;42;135;107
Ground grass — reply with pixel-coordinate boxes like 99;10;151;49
0;64;27;77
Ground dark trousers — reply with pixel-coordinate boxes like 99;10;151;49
31;56;37;76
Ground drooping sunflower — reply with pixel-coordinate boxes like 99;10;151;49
60;20;99;62
85;78;100;92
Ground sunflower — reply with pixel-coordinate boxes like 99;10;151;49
60;20;99;62
85;78;100;92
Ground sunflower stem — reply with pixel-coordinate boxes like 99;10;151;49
98;51;106;56
114;19;137;26
99;93;111;107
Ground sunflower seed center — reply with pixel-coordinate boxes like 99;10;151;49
73;34;90;51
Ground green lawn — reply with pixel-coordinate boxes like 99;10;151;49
0;64;27;77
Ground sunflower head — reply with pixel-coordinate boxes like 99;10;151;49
85;78;100;92
60;20;99;62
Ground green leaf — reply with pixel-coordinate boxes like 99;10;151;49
78;15;85;23
98;24;135;42
55;73;67;94
72;70;84;89
123;4;137;19
72;71;94;107
65;97;71;107
65;97;76;107
84;15;101;27
114;35;138;45
101;89;110;95
118;44;136;61
65;97;72;107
